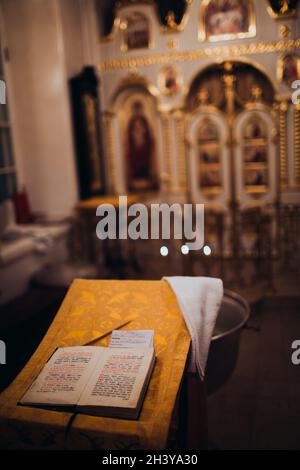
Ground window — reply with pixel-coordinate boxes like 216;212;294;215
0;41;16;203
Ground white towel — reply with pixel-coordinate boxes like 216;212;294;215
164;276;223;379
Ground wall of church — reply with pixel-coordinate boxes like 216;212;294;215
0;0;85;217
92;0;300;206
1;0;300;218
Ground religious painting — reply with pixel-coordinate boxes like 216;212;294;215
267;0;299;19
199;0;256;42
243;118;267;140
278;54;300;86
198;118;219;142
244;147;268;163
158;66;182;96
120;12;151;51
200;170;222;188
244;169;268;187
197;118;222;193
200;148;220;164
124;100;158;192
242;115;268;190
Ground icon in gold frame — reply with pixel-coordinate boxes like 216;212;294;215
120;11;152;52
278;53;300;87
158;65;182;96
198;0;256;42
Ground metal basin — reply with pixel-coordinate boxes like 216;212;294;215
207;289;250;394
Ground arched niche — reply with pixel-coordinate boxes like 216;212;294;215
120;11;152;52
109;79;162;193
234;108;277;207
184;59;278;208
185;110;230;207
185;60;276;113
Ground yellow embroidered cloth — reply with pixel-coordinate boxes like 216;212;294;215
0;279;190;449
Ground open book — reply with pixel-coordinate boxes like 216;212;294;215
20;330;155;420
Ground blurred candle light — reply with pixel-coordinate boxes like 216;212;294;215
203;245;212;256
160;246;169;256
181;245;189;255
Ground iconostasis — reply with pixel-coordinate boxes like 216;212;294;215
83;0;300;213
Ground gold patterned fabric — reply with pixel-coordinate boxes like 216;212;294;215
0;279;190;449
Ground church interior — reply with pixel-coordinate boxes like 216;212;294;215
0;0;300;451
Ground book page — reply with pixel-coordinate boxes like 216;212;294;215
78;347;154;409
109;330;154;349
20;346;102;406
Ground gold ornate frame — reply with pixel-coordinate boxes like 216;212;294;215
109;73;160;112
120;11;154;52
185;107;229;199
198;0;256;43
197;117;224;196
266;0;298;20
98;0;154;43
183;58;278;113
98;16;120;44
159;0;192;34
98;38;300;72
245;185;268;194
184;59;278;204
242;114;270;195
158;65;183;96
108;75;161;192
277;53;300;86
119;91;159;191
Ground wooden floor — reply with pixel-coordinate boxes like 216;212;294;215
207;298;300;450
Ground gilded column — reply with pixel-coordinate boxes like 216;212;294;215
102;111;117;193
294;103;300;187
278;99;288;188
160;110;173;190
173;109;187;191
